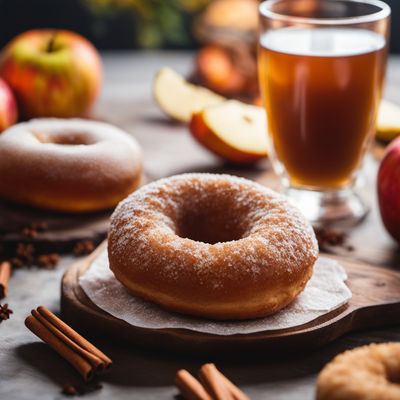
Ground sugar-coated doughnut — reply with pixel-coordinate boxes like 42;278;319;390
316;343;400;400
108;173;318;320
0;118;143;212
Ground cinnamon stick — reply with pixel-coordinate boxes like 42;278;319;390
176;369;212;400
25;306;112;381
214;367;250;400
36;306;111;368
0;262;11;299
198;363;234;400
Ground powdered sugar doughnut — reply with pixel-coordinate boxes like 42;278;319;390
316;343;400;400
0;118;143;212
108;173;318;320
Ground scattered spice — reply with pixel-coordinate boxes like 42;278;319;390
22;227;38;239
61;384;78;396
2;221;96;269
61;381;102;396
3;242;61;270
21;221;49;239
0;222;60;268
314;227;354;252
73;240;95;256
36;253;60;269
16;243;35;265
0;303;13;322
9;257;24;269
314;227;345;246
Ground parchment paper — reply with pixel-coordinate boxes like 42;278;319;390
79;250;351;335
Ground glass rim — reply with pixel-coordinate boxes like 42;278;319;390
259;0;391;25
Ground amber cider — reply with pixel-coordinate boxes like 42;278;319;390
259;27;386;189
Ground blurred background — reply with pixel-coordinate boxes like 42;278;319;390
0;0;397;105
0;0;397;50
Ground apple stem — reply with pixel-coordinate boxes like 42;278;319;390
46;32;57;53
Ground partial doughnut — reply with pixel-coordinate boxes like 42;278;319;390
0;118;143;212
317;343;400;400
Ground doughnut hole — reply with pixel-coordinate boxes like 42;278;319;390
31;130;96;145
174;190;251;244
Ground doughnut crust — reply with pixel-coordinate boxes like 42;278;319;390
317;343;400;400
0;118;143;212
108;173;318;320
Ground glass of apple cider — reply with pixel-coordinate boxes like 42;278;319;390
258;0;390;225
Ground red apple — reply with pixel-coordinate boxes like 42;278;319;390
0;78;17;132
0;29;102;119
378;137;400;242
195;46;246;95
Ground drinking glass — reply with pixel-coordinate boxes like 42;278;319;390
258;0;390;225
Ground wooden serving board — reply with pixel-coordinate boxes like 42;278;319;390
0;175;148;255
61;242;400;355
0;200;110;255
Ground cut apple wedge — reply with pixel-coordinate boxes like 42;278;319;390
190;100;268;164
377;99;400;141
153;67;225;123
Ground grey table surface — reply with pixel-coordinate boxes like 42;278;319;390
1;51;400;400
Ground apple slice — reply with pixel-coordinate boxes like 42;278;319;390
153;67;225;123
377;99;400;142
190;100;268;164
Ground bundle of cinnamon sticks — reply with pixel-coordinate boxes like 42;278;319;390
25;306;112;381
176;363;250;400
25;305;248;398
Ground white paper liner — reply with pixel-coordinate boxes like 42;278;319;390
79;250;352;336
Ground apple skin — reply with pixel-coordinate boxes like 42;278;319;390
377;137;400;243
189;111;265;165
0;78;17;132
0;29;102;119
